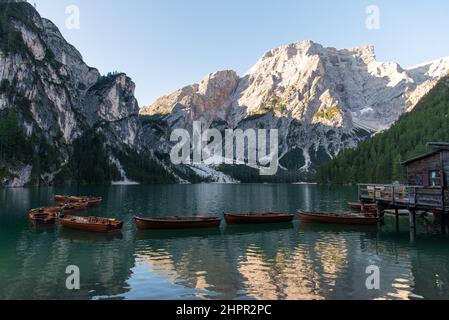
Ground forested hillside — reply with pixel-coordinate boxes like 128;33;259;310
316;75;449;184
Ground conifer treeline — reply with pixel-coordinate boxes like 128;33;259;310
316;76;449;184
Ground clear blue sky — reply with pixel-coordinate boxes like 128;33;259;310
31;0;449;107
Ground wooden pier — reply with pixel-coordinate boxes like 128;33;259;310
357;142;449;234
358;184;445;211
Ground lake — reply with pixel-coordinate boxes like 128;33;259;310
0;184;448;300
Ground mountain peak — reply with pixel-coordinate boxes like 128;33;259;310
198;70;239;96
345;44;376;61
260;41;376;60
141;40;449;173
260;40;322;61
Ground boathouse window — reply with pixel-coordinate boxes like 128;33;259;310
429;170;441;187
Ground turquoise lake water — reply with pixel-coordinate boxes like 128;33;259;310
0;184;448;300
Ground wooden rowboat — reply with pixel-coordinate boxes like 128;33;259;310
59;214;123;233
224;213;294;225
134;216;221;230
43;205;64;213
348;202;377;213
62;201;89;213
54;195;102;207
298;210;378;226
28;208;58;225
85;198;102;207
54;195;69;203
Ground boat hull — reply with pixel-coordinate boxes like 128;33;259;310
224;213;294;225
59;215;123;233
62;202;88;213
348;202;377;213
54;195;69;203
44;205;64;213
299;211;378;225
29;215;56;225
86;199;102;207
54;195;102;207
134;217;221;230
28;209;57;225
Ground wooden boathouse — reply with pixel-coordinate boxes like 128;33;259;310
358;142;449;232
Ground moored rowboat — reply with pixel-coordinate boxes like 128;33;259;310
44;205;64;213
54;195;69;203
134;216;221;230
348;202;377;213
54;195;102;207
62;201;89;213
28;208;58;225
85;198;102;207
298;210;378;225
59;214;123;233
224;213;294;225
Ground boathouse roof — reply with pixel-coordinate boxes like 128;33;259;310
401;152;438;166
428;142;449;151
401;142;449;166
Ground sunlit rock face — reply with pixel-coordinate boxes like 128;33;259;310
141;40;449;173
144;70;240;130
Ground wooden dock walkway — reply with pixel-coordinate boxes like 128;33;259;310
354;143;449;236
358;184;445;211
358;184;447;235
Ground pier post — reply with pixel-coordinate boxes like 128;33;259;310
409;209;417;243
377;204;385;227
410;227;416;243
395;209;400;232
409;209;416;230
442;212;447;235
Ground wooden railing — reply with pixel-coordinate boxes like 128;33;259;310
358;184;444;210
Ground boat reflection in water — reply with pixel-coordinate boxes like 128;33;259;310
59;228;124;242
224;223;294;236
135;228;222;241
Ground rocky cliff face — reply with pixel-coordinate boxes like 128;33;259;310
0;2;170;187
141;40;449;175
